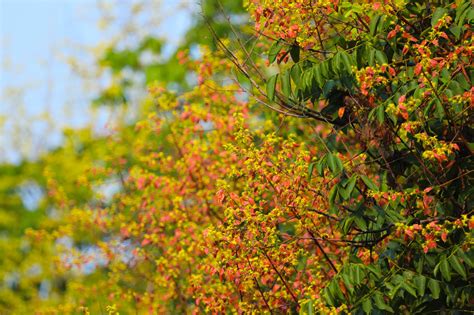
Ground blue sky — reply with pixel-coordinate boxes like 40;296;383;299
0;0;194;163
0;0;104;112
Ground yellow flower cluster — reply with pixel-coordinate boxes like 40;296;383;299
414;132;458;162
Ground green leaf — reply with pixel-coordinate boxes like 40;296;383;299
328;282;337;301
335;158;343;174
456;1;472;23
368;48;376;66
268;40;283;63
330;281;344;300
339;185;350;200
299;299;314;315
449;255;467;280
440;257;451;281
302;69;313;90
433;99;445;119
388;283;401;299
312;65;324;88
376;105;385;124
340;51;353;72
290;45;300;63
375;50;388;65
367;265;382;278
281;70;292;97
353;265;364;284
290;64;302;86
341;217;354;235
401;282;417;298
332;53;341;73
458;250;474;268
414;275;426;296
431;8;448;27
323;288;336;306
308;162;315;181
416;257;425;274
373;292;393;312
342;273;354;293
356;45;367;67
450;25;462;39
322;80;337;98
345;175;357;191
433;261;441;278
466;7;474;22
428;279;440;299
361;175;378;191
339;175;357;200
316;159;325;176
320;61;330;78
362;298;372;314
266;74;278;101
329;185;338;209
354;216;367;230
369;15;384;36
234;68;251;88
327;153;338;174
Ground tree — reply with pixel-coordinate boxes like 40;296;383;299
241;0;474;312
1;0;472;313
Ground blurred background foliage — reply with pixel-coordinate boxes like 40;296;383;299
0;0;247;312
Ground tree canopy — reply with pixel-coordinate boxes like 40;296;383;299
0;0;473;314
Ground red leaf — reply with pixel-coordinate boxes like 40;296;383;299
414;63;423;75
441;232;448;242
387;29;397;40
338;107;346;118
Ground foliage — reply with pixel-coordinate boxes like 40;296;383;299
244;0;474;313
0;0;472;314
